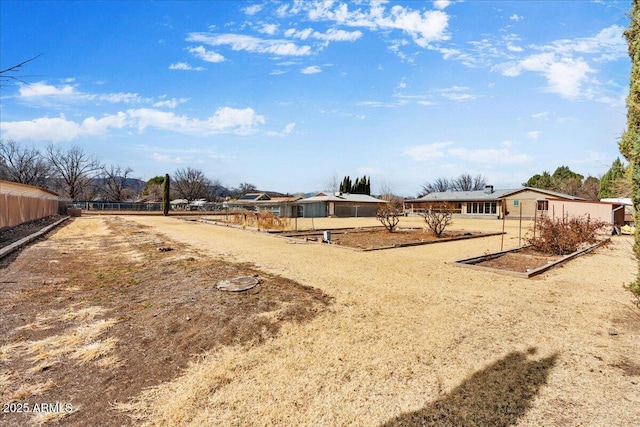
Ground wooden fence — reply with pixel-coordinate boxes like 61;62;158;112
0;181;61;230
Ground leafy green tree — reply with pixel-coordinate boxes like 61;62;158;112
524;172;553;190
339;175;371;195
621;0;640;309
598;157;629;198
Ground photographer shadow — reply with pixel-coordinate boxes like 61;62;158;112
380;348;558;427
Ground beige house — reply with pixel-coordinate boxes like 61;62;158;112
405;186;621;224
228;193;302;217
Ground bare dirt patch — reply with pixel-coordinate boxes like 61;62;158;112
475;248;563;273
0;216;62;248
0;217;332;426
285;228;495;250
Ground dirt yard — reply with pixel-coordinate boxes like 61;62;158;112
282;228;499;251
1;215;639;426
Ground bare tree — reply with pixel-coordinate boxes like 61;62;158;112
232;182;258;197
0;139;51;187
420;177;451;196
452;173;487;191
0;54;41;86
100;165;135;202
324;174;340;193
207;179;228;202
45;144;102;200
377;180;404;208
173;167;211;201
421;202;454;237
376;203;402;232
421;174;487;196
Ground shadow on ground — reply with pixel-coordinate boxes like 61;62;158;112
381;348;558;427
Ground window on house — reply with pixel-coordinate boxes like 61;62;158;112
537;200;549;211
466;202;498;215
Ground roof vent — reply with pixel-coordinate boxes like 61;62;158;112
484;185;494;194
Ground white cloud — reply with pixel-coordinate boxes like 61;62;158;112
169;62;204;71
187;33;312;56
1;107;265;142
302;2;450;48
438;86;478;101
507;44;523;52
188;45;225;63
260;23;279;35
404;141;531;165
496;53;593;99
152;153;184;164
527;131;541;139
128;107;265;135
433;1;451;10
531;112;549;119
538;25;626;60
301;65;322;74
403;142;454;161
493;25;625;100
152;97;188;108
447;146;531;165
510;14;523;22
312;28;363;42
19;82;75;97
243;4;263;16
284;122;295;134
99;92;147;104
0;112;127;142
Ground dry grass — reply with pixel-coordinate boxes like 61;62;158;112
116;215;640;426
227;211;292;230
10;379;55;401
2;307;118;396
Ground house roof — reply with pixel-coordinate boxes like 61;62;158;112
238;192;270;201
0;180;60;198
601;197;632;206
298;192;386;204
406;187;584;203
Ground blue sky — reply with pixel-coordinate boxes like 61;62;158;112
0;0;632;196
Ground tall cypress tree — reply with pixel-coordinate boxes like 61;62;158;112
621;1;640;305
162;173;170;216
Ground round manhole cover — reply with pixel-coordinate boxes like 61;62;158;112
216;276;259;292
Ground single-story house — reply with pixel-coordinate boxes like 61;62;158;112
405;186;621;223
227;193;303;217
296;192;387;218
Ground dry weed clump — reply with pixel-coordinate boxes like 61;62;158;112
527;215;609;255
230;212;291;230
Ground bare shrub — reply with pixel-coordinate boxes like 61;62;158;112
230;212;290;230
376;204;402;232
527;215;609;255
421;202;453;237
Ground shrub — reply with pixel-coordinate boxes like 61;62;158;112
229;211;291;230
421;202;453;237
527;215;609;255
376;203;402;232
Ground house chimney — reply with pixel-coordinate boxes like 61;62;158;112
484;185;494;194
